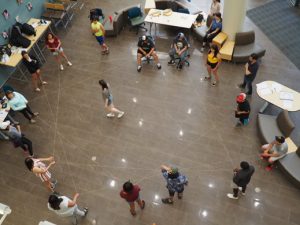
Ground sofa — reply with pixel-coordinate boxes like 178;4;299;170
257;110;300;188
232;31;266;63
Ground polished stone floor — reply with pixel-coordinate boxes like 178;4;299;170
0;0;300;225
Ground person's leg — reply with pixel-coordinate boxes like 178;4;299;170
21;137;33;156
44;180;54;192
162;190;174;204
137;53;142;67
241;185;247;194
239;75;247;88
129;202;136;216
201;32;209;50
25;105;37;117
19;108;32;121
5;114;19;125
31;73;39;91
246;79;253;95
211;67;219;85
177;189;184;199
73;206;86;217
136;196;145;209
108;103;124;118
205;65;212;79
36;69;47;85
233;188;239;197
168;48;176;64
151;51;161;69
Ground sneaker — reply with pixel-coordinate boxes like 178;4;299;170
241;192;246;196
35;88;41;92
211;82;217;87
83;207;89;216
33;112;39;116
200;47;204;52
130;210;137;216
105;48;110;54
117;111;124;118
177;64;183;70
246;92;252;96
30;119;36;124
106;113;115;118
42;81;48;85
137;65;142;72
235;122;242;127
157;63;162;69
67;61;72;66
227;193;238;199
140;200;145;210
168;60;175;65
60;64;64;71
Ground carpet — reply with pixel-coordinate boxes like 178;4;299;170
247;0;300;70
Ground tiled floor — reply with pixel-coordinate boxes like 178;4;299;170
0;0;299;225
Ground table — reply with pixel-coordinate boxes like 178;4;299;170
256;81;300;112
0;18;51;81
0;99;10;140
144;9;198;35
144;0;156;14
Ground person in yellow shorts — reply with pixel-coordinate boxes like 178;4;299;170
91;17;109;54
204;44;221;86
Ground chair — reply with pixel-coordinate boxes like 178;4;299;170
89;8;105;23
127;6;147;34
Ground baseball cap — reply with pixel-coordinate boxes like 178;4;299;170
142;35;146;41
236;93;246;103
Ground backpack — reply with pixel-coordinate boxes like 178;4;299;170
21;23;36;36
10;24;31;48
196;13;204;23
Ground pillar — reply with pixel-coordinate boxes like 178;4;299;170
222;0;246;40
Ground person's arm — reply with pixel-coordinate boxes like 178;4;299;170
178;46;188;55
263;143;274;154
100;23;105;36
209;27;220;36
68;193;79;207
161;164;171;172
38;156;54;162
16;125;21;133
245;63;251;75
147;47;155;57
138;47;147;55
212;54;222;71
57;39;62;49
32;161;55;173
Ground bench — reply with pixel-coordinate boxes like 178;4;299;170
257;110;300;188
212;32;227;49
219;40;235;61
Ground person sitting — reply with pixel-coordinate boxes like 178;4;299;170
137;35;161;72
168;33;189;70
260;136;288;170
200;12;222;52
235;93;250;127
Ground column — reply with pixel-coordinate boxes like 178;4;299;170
222;0;246;40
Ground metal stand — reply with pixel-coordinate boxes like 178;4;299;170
259;101;269;114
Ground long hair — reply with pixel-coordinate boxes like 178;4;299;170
99;79;108;90
24;157;34;171
209;44;219;58
48;194;63;210
45;32;56;43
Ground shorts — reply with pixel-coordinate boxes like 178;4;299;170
261;144;286;162
96;35;105;45
126;195;140;204
168;188;184;197
137;49;150;55
207;61;218;69
107;94;113;106
53;47;63;56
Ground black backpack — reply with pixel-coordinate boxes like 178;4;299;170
0;45;12;57
21;23;36;36
10;23;31;48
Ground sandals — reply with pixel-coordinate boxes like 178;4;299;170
161;198;173;204
141;200;145;210
130;209;137;216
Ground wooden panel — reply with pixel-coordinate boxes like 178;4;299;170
212;32;227;48
219;40;235;61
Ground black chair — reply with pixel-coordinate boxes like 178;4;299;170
127;6;147;34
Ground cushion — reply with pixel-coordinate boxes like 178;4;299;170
130;16;144;26
233;43;266;63
278;152;300;188
128;7;141;19
235;31;255;46
257;114;283;144
276;110;295;137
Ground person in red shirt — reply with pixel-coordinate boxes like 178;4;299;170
120;181;145;216
45;33;72;71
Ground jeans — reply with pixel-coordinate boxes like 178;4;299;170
19;105;34;121
241;75;254;95
169;48;188;63
73;206;85;217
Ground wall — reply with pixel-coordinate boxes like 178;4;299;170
0;0;46;45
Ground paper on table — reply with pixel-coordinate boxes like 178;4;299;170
256;82;268;90
271;83;282;92
283;100;293;109
259;88;272;96
31;22;39;28
280;92;294;100
0;111;6;122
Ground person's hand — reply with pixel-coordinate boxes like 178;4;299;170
74;193;80;198
50;161;56;166
49;156;54;162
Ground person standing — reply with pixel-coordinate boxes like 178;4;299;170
91;17;109;54
25;156;57;192
5;90;39;123
21;51;47;92
120;181;145;216
48;193;88;220
209;0;221;16
161;165;188;204
227;161;255;199
204;44;222;86
45;32;72;71
99;80;124;118
238;53;259;96
200;12;222;52
235;93;250;127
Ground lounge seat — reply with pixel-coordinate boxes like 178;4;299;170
192;15;213;41
257;110;300;188
232;31;266;63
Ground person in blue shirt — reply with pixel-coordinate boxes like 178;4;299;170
201;12;222;52
161;165;188;204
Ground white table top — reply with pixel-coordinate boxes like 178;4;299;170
0;100;9;123
145;0;156;9
144;9;198;28
256;81;300;112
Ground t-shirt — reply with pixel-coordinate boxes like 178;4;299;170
173;37;188;51
46;37;60;52
102;88;111;102
138;39;154;53
233;165;255;187
210;19;222;31
210;2;221;15
120;185;140;202
162;170;188;192
271;142;288;156
247;61;259;79
237;100;250;119
48;196;75;217
91;22;103;37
